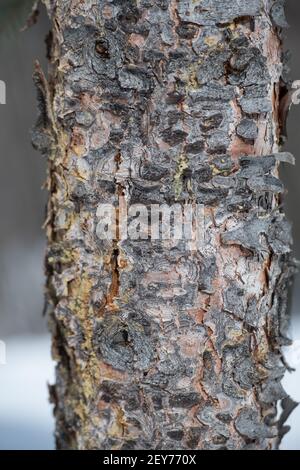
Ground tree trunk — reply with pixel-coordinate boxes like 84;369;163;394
36;0;296;450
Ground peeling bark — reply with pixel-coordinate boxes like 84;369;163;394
36;0;297;450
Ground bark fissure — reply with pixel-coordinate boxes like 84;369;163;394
38;0;297;450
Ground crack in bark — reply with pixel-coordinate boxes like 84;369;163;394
39;0;297;450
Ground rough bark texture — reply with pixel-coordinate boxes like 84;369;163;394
35;0;297;450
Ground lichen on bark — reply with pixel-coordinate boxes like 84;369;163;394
35;0;297;450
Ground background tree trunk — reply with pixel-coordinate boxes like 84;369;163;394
36;0;296;450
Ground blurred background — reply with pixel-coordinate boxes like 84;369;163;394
0;0;300;450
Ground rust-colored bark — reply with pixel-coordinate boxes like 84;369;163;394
35;0;297;450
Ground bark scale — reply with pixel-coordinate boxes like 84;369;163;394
35;0;297;450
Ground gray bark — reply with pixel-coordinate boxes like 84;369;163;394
35;0;297;450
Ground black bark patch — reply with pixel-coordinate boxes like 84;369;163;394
197;49;231;84
186;427;205;448
161;128;188;146
165;92;185;105
239;155;276;176
200;112;224;132
169;392;202;408
235;407;275;439
270;0;289;28
118;66;154;93
221;217;269;252
185;140;205;154
191;82;235;102
194;165;213;183
95;39;110;59
224;284;245;319
167;430;184;440
94;315;155;372
216;413;233;423
176;22;199;39
197;187;229;205
237;118;258;140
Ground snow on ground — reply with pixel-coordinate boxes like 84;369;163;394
0;330;299;450
281;319;300;450
0;335;55;450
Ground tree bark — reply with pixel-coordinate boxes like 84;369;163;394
36;0;297;450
